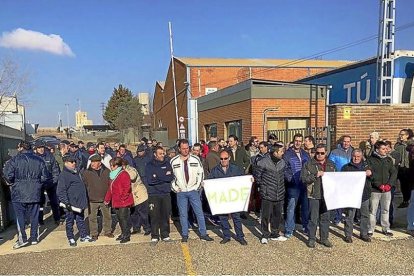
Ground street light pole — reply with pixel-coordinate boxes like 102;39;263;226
169;22;180;139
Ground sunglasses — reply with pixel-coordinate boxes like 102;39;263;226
220;157;229;160
316;152;326;155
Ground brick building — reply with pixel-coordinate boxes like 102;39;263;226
197;79;327;145
153;57;352;145
328;104;414;149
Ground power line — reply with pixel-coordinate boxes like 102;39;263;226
194;20;414;89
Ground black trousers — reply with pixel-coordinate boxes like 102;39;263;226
399;167;412;202
148;194;171;240
261;199;283;238
114;207;130;239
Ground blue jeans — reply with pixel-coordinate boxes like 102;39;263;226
177;190;207;237
333;209;343;224
284;188;309;234
13;202;39;243
218;212;244;240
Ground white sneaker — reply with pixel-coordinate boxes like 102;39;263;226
271;236;288;241
68;238;77;247
13;240;29;249
80;235;94;242
162;237;173;242
150;238;158;246
260;238;268;244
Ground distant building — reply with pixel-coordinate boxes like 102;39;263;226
0;96;26;132
138;92;150;115
75;111;93;129
153;57;353;145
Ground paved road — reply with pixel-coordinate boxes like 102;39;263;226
0;214;413;275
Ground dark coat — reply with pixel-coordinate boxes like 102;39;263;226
104;170;134;208
227;147;250;173
70;150;86;171
57;166;89;209
208;163;244;179
342;161;371;202
300;158;336;200
255;155;285;202
3;150;48;203
82;165;110;202
36;151;60;188
134;154;151;181
118;152;136;168
367;152;398;193
145;158;174;196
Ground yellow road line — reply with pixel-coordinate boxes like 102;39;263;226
181;243;196;276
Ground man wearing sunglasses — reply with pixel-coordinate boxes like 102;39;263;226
208;150;247;245
300;144;336;248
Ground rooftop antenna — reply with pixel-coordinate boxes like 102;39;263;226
376;0;396;104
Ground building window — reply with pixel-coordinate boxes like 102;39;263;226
267;118;308;130
205;124;217;139
226;120;242;140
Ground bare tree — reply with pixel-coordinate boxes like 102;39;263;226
0;57;30;116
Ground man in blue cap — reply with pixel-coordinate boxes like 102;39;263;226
3;140;48;249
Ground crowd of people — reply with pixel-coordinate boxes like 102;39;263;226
1;128;414;250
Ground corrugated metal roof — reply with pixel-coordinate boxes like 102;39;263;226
176;57;353;68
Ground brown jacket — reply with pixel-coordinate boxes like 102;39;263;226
82;166;110;203
204;151;220;177
124;165;148;206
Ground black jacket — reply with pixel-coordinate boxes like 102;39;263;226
57;166;89;209
145;158;174;196
3;150;48;203
342;161;371;202
366;152;398;193
254;155;285;202
227;147;250;173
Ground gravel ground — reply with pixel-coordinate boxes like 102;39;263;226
0;233;413;275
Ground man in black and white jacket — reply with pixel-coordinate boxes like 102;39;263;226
170;139;213;243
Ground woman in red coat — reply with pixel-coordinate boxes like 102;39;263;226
104;157;134;243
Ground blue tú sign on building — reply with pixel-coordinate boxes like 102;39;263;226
301;61;378;104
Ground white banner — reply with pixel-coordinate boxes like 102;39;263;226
203;175;253;215
322;171;366;210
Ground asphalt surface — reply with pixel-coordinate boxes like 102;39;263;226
0;213;413;275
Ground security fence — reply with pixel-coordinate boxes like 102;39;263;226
268;126;331;149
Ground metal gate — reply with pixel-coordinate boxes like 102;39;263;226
268;126;331;149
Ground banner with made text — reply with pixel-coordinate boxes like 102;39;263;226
203;175;253;215
322;171;366;210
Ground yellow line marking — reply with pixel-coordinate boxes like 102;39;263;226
181;243;196;276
